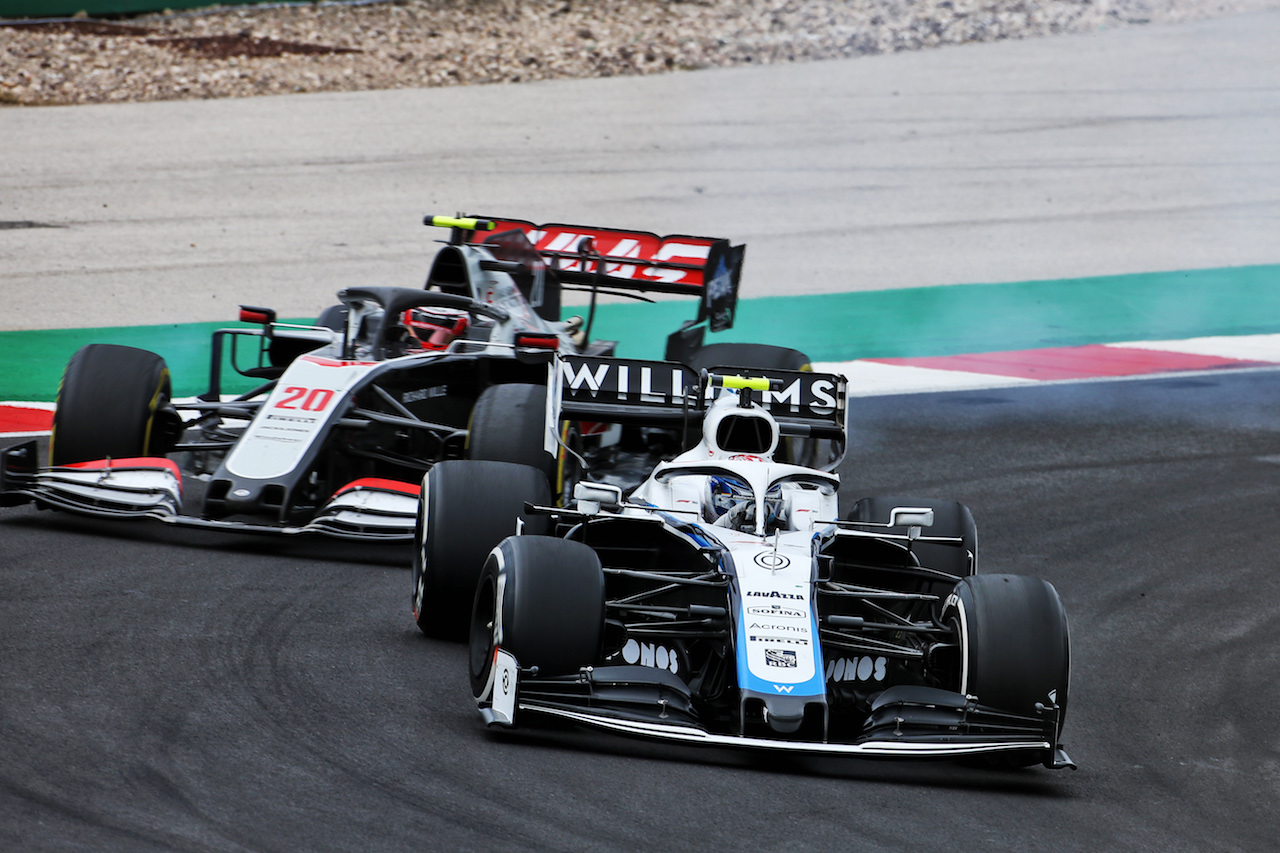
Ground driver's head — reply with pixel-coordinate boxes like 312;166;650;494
705;474;753;528
401;307;469;351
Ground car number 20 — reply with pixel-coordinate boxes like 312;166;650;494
274;386;336;412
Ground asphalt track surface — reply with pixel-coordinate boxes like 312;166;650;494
3;370;1280;851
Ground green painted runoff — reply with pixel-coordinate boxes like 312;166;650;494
590;264;1280;363
2;264;1278;402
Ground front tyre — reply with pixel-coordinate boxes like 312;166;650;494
50;344;180;466
470;536;605;703
946;574;1070;736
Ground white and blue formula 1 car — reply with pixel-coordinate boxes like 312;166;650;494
417;360;1075;768
1;215;798;541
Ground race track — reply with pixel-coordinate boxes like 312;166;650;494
3;370;1280;851
2;11;1279;328
3;8;1280;852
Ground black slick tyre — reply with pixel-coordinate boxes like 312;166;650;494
848;496;977;579
467;383;556;480
684;342;811;374
262;305;344;369
470;535;605;702
946;574;1070;734
315;304;348;332
50;344;177;466
412;460;550;640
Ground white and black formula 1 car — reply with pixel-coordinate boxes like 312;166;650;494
416;358;1075;769
0;215;805;541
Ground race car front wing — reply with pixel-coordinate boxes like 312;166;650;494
478;652;1075;769
0;440;419;541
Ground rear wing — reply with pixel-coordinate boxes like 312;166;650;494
428;215;743;333
548;354;848;449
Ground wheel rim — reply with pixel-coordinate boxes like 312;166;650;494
470;574;498;694
412;502;427;624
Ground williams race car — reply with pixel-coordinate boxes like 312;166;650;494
1;215;802;541
417;359;1075;768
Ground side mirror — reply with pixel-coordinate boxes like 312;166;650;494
889;507;934;540
574;481;623;515
239;305;277;327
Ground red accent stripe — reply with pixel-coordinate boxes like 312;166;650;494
869;345;1267;381
61;457;182;478
333;478;421;497
303;355;377;367
515;333;560;350
0;405;54;433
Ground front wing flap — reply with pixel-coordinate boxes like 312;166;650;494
0;447;182;519
525;705;1063;764
477;658;1074;768
0;443;417;541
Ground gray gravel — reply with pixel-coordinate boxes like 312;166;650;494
3;0;1278;106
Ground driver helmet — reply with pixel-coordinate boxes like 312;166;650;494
705;476;788;534
705;475;753;527
401;306;469;351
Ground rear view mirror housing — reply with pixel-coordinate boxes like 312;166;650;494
890;507;934;540
574;481;623;515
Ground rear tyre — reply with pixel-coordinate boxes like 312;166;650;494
470;535;605;701
946;574;1070;737
684;342;811;374
412;460;550;640
467;383;556;479
848;497;976;579
50;344;178;466
315;304;348;332
264;305;343;369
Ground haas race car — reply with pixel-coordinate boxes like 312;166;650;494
416;358;1075;769
0;215;808;540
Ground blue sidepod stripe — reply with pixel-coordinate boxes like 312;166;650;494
638;498;718;550
634;502;826;699
729;548;825;700
733;610;826;698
